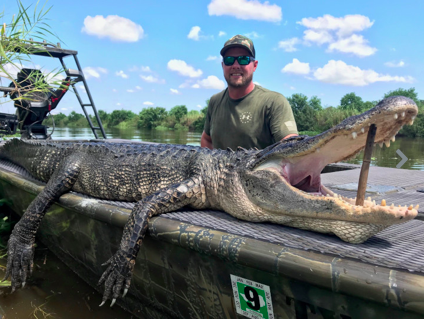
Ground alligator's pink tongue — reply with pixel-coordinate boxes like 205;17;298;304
292;174;322;193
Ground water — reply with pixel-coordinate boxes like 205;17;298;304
1;128;424;319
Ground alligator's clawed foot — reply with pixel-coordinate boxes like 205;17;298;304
2;233;35;292
97;250;133;307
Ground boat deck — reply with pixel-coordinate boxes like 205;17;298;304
321;165;424;219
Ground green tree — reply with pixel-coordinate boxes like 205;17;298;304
288;93;317;131
340;92;364;112
309;96;322;111
109;110;136;127
169;105;188;122
138;107;168;129
98;110;110;123
67;111;84;123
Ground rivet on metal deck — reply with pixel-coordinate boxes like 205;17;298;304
1;160;423;275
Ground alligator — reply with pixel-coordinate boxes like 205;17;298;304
0;95;419;306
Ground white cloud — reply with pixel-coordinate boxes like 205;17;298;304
327;34;377;57
208;0;282;22
282;59;310;75
136;86;142;90
385;60;405;68
298;14;374;38
278;38;300;52
170;88;180;94
253;81;261;86
143;101;154;106
194;75;226;89
303;30;333;45
78;85;86;92
313;60;414;86
82;15;144;42
196;104;202;108
116;70;128;79
219;31;226;37
289;86;296;90
116;102;121;106
127;89;135;93
297;14;376;57
245;31;261;39
112;88;117;92
167;60;203;78
206;55;219;61
83;67;108;79
60;108;68;111
140;75;165;84
188;26;201;41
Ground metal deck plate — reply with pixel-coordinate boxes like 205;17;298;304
1;159;423;274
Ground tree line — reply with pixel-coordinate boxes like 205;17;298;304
44;87;424;138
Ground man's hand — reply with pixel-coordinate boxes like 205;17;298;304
201;131;213;149
282;133;298;140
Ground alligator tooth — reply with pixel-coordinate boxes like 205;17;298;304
408;205;413;210
409;120;414;125
381;199;386;206
352;132;357;139
384;140;390;147
391;136;396;142
390;203;394;208
401;111;405;118
415;204;420;210
379;142;383;148
373;200;376;206
367;196;371;201
394;114;398;120
361;128;365;133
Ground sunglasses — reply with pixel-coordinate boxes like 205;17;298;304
223;56;255;66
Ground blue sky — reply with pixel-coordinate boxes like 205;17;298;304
1;0;423;116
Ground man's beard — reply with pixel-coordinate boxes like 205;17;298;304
225;72;253;88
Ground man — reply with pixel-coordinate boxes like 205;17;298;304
201;35;298;150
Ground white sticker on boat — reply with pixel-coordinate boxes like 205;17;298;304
230;275;274;319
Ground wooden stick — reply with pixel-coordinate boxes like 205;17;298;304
356;124;377;206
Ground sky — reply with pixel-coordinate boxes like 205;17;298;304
1;0;423;116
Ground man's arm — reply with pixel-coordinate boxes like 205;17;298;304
201;131;213;149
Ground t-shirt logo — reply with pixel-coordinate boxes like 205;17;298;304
240;112;253;123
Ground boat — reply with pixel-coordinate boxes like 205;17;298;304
0;42;424;319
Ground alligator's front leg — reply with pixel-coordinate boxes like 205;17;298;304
98;176;205;307
2;154;83;292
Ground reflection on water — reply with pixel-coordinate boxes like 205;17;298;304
53;127;424;171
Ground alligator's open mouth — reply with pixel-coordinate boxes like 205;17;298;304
252;96;419;222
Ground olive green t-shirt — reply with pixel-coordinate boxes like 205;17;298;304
204;85;298;150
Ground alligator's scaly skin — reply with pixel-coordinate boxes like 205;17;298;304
0;96;419;306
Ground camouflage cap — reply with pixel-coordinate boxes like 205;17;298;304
220;35;255;58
